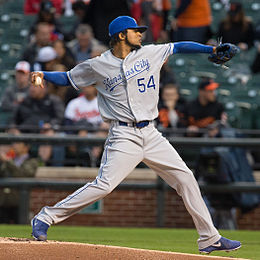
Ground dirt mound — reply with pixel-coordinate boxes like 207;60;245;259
0;237;244;260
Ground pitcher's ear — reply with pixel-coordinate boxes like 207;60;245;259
118;31;127;40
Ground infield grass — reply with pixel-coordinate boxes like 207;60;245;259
0;225;259;259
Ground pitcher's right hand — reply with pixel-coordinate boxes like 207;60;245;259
31;72;44;88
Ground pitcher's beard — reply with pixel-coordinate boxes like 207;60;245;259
126;36;141;51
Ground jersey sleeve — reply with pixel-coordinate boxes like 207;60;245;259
147;43;174;65
67;60;97;90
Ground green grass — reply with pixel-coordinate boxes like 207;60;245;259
1;225;260;259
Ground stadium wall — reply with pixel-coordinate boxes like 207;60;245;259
29;188;260;230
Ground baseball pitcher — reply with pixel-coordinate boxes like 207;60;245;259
31;16;240;254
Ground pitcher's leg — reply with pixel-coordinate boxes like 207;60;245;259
36;132;143;226
143;126;220;249
146;162;220;249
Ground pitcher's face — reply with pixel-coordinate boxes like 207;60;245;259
125;29;143;50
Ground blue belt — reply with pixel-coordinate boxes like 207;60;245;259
118;120;150;128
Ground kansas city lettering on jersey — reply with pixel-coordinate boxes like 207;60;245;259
126;59;150;78
103;74;124;91
103;59;150;92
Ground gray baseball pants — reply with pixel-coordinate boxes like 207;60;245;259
36;122;221;249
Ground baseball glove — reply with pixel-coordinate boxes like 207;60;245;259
208;43;239;66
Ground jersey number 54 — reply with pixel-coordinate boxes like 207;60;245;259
137;75;156;93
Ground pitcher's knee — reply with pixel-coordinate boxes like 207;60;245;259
103;185;113;195
175;172;199;196
98;180;114;196
178;170;197;187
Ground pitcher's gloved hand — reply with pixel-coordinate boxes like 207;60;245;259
208;43;240;65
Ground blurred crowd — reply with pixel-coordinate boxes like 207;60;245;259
0;0;260;225
0;0;259;168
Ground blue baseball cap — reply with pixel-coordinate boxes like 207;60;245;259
109;16;147;37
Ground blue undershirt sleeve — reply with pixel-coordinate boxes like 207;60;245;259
173;42;214;54
43;71;71;86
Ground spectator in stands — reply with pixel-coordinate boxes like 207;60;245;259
22;22;52;69
251;43;260;74
0;127;21;170
216;2;255;51
196;121;260;226
64;119;93;167
53;39;76;70
64;85;107;167
33;46;58;71
251;19;260;74
157;83;186;131
84;0;132;45
64;119;108;167
13;80;64;132
0;61;31;116
68;24;105;64
179;78;227;136
255;19;260;43
13;80;65;165
64;85;103;128
63;0;90;41
132;0;172;42
170;0;213;44
24;0;63;16
47;63;78;105
29;0;64;42
132;0;156;43
0;130;39;224
160;0;173;42
72;0;89;22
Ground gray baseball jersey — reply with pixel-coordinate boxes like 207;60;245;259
35;43;221;250
67;43;174;122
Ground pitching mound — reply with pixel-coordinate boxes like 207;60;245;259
0;237;244;260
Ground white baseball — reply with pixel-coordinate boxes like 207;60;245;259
35;76;42;85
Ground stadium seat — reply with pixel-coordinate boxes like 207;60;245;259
252;107;260;129
217;88;231;104
249;74;260;88
0;14;11;24
58;15;77;33
22;15;36;28
236;103;254;129
225;102;241;128
0;109;13;127
2;0;24;14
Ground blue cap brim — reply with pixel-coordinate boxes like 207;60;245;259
128;26;148;33
109;26;148;37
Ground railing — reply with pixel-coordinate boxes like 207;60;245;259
0;133;260;226
0;133;260;147
1;125;260;136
